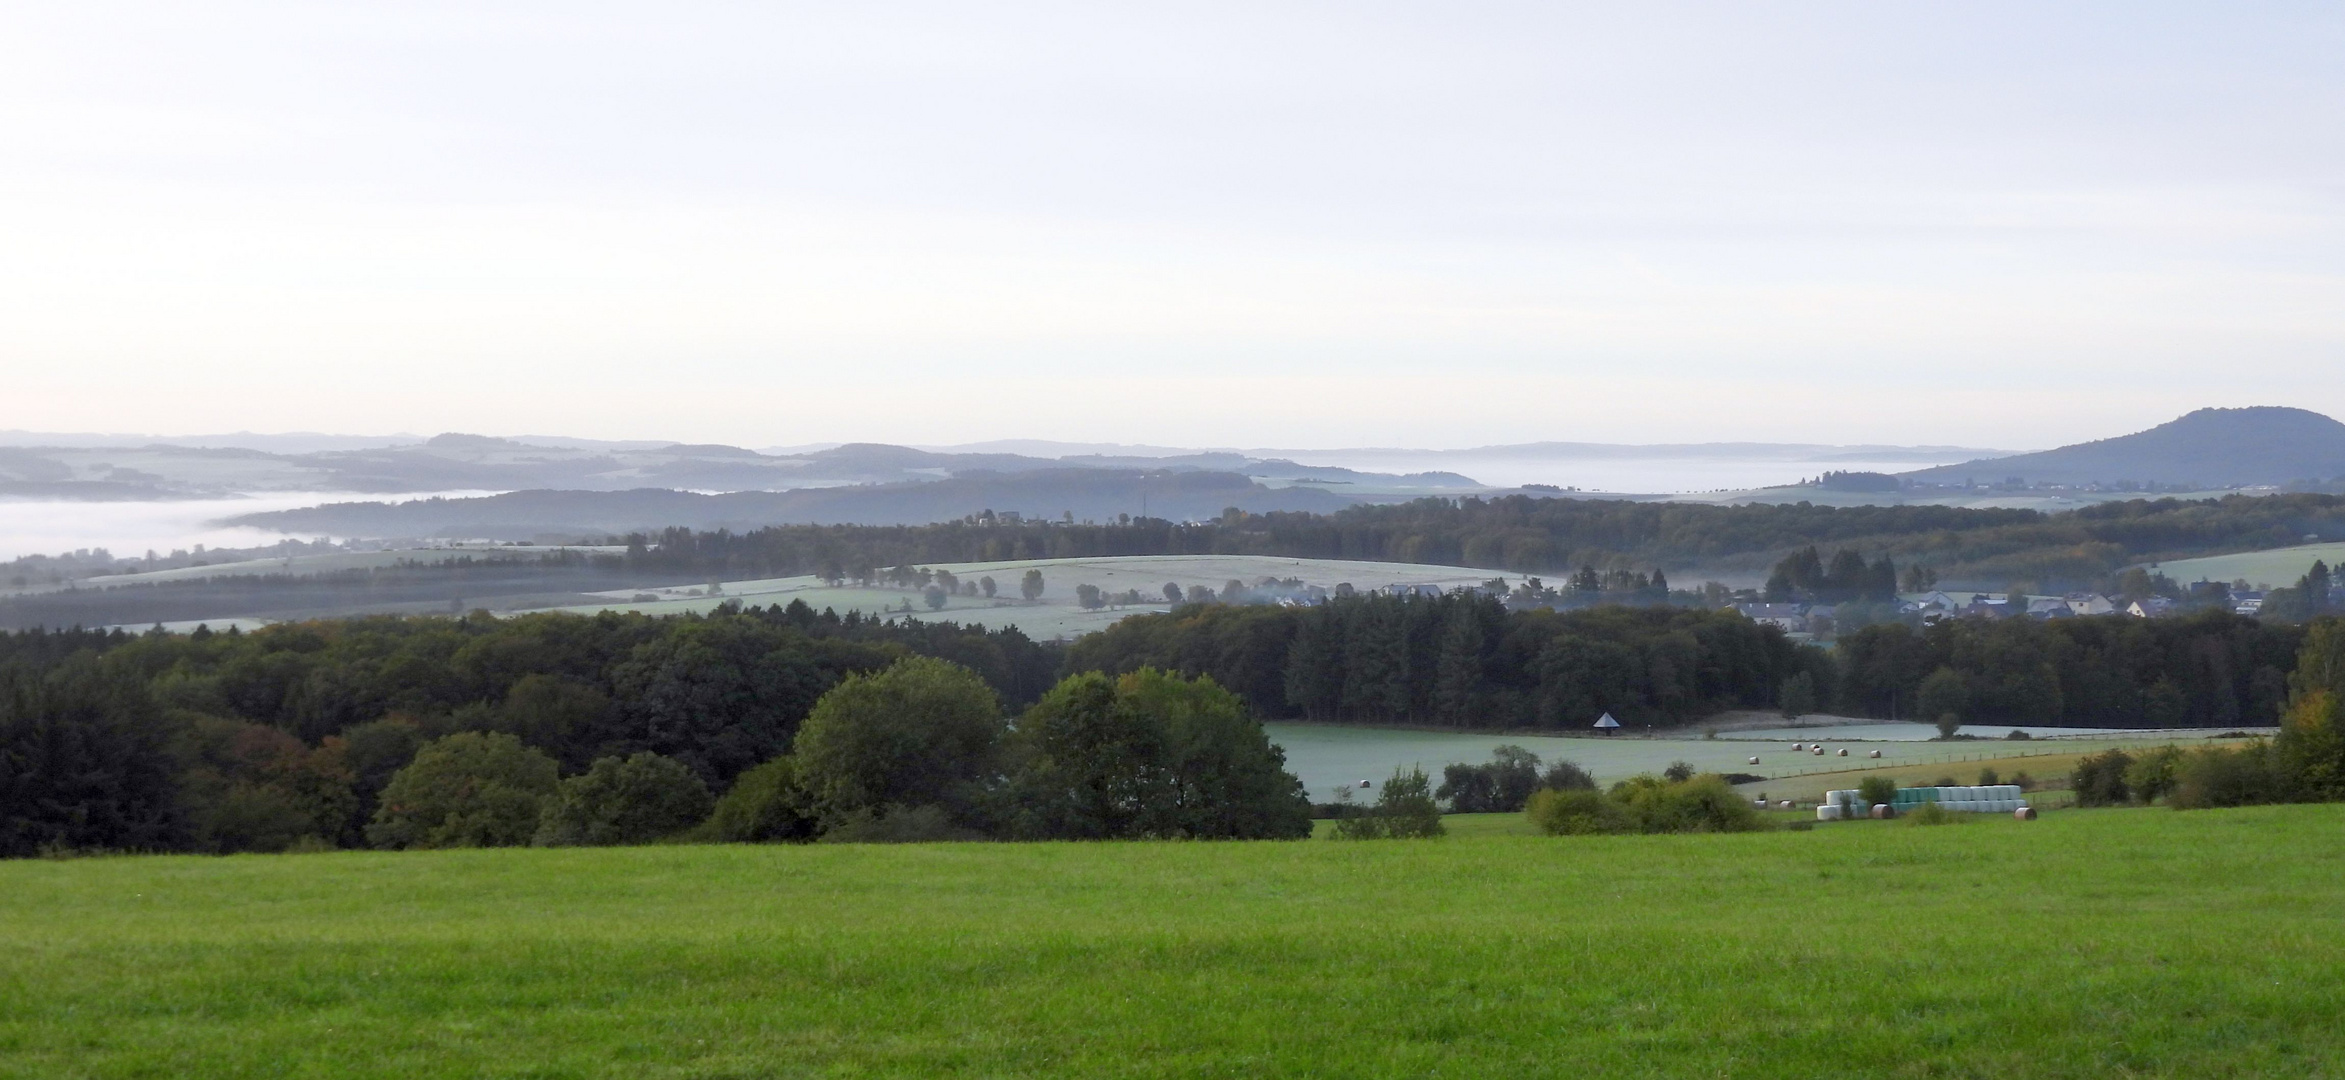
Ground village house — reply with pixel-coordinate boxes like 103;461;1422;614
1731;602;1806;632
2063;592;2117;616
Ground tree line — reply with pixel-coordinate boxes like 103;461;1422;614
1066;593;1817;730
0;606;1310;857
1833;609;2306;729
7;597;2343;857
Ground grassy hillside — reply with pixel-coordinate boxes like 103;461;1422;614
4;805;2341;1078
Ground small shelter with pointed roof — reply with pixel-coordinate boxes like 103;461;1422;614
1593;712;1621;736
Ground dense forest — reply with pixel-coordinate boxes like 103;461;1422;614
1834;611;2305;730
1068;595;2310;732
1067;595;1813;730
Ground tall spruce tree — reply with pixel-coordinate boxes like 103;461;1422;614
1432;600;1485;726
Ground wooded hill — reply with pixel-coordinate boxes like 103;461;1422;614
579;492;2345;591
1901;407;2345;489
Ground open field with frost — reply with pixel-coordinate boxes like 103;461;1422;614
546;553;1506;638
1263;721;2250;800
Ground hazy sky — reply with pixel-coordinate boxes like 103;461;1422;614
3;2;2340;449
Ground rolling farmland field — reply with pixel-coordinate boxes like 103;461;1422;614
544;553;1508;638
2139;541;2345;589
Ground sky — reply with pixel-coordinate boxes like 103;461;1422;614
2;2;2341;450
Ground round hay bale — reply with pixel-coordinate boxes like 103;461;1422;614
1837;748;1848;756
1868;750;1882;759
1792;743;1804;751
1748;756;1760;765
2014;806;2037;821
1870;803;1892;819
1778;800;1792;809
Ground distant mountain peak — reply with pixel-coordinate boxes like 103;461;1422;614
1901;406;2345;490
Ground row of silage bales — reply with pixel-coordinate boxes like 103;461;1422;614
1890;785;2027;812
1817;785;2029;821
1930;785;2026;813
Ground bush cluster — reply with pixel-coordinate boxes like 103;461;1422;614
1525;774;1769;836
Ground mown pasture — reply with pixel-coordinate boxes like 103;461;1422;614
2139;541;2345;591
3;805;2340;1078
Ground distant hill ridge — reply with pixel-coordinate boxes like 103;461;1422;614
1900;407;2345;489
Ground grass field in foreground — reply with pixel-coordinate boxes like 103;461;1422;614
5;806;2343;1078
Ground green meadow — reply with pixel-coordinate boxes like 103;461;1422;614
2139;541;2345;591
5;805;2343;1078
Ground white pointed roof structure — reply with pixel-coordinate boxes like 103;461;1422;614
1593;712;1621;730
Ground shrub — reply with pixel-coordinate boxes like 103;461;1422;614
2005;729;2033;741
1436;746;1543;814
2072;748;2135;807
1935;714;1961;740
1608;775;1769;834
2171;743;2293;809
1901;802;1966;826
1857;775;1897;810
2275;691;2345;801
1662;760;1696;783
1332;767;1444;839
1977;766;2000;786
534;752;713;847
2122;746;2185;805
1525;788;1631;835
2011;770;2034;791
701;756;818;842
366;732;559;849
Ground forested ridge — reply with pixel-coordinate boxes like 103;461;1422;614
617;492;2345;590
13;491;2345;634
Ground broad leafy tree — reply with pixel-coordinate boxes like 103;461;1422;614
366;731;559;849
1002;668;1310;840
534;751;713;846
791;657;1004;827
